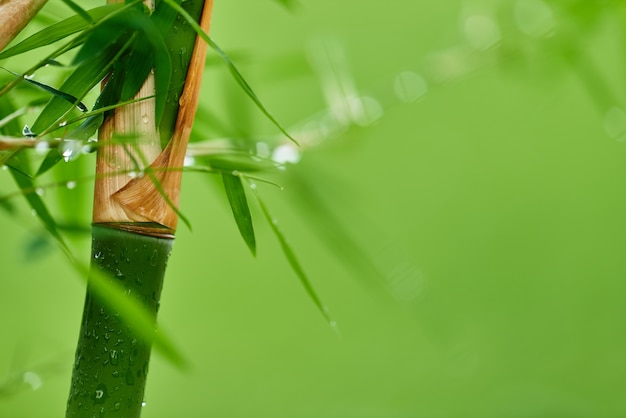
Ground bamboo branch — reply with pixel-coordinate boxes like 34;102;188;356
0;0;48;51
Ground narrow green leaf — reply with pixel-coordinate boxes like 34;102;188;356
31;36;134;135
1;69;88;113
251;184;333;326
0;4;123;60
222;172;256;256
35;150;63;177
7;157;68;253
204;153;279;173
72;261;187;368
123;141;192;231
156;0;204;146
161;0;299;145
61;0;93;23
94;8;172;126
144;164;193;231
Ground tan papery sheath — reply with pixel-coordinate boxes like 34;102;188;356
93;0;213;234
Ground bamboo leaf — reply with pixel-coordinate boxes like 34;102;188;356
61;0;93;23
161;0;298;145
35;150;63;177
1;69;88;113
222;172;256;256
0;4;123;60
7;157;68;252
251;184;334;326
30;36;134;135
76;262;187;368
90;8;172;126
156;0;204;146
204;153;280;173
144;165;193;231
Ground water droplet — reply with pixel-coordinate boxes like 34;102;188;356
394;71;428;103
125;370;135;385
94;384;107;403
66;181;77;190
34;141;49;154
604;106;626;142
23;371;42;391
36;187;45;197
256;142;270;158
183;155;195;167
61;140;82;162
94;251;103;260
514;0;555;38
349;96;383;127
58;121;67;127
179;47;187;56
272;144;301;165
110;350;119;365
142;401;147;407
23;73;35;80
250;182;257;190
464;15;501;50
149;249;158;266
141;114;150;124
22;125;35;137
114;402;121;411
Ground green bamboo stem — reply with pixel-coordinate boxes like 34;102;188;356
66;224;173;417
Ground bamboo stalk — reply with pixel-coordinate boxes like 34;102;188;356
65;225;173;417
67;0;213;416
0;0;48;51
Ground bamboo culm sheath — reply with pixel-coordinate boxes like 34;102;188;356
66;224;173;417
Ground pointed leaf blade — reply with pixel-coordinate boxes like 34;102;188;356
7;159;68;252
31;36;133;135
222;173;256;256
0;4;124;60
70;260;187;369
252;185;333;326
161;0;298;145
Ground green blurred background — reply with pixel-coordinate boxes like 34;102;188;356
2;0;626;416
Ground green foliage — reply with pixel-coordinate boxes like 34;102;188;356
0;4;121;60
252;182;334;326
161;0;298;145
222;172;256;256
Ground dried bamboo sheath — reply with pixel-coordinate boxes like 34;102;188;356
93;0;213;234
